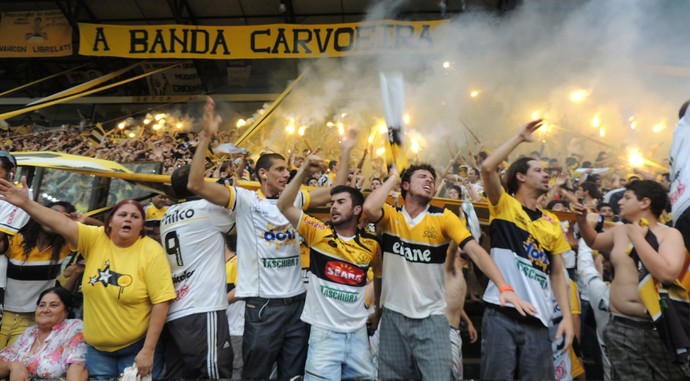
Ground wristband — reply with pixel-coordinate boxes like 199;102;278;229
499;285;514;293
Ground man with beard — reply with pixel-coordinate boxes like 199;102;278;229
187;97;357;380
479;120;574;380
278;156;381;380
362;163;530;380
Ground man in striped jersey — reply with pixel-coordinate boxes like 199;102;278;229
479;120;573;380
278;155;381;380
362;163;529;380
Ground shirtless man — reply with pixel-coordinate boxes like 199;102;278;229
575;180;686;380
444;247;477;380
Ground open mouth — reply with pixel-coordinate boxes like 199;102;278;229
121;225;132;233
423;185;432;192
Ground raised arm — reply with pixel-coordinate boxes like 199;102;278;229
0;177;78;248
308;129;359;206
278;155;322;227
461;178;482;202
572;202;614;252
363;167;398;223
544;170;569;204
187;97;232;207
480;120;544;204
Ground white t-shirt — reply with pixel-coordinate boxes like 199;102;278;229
161;199;236;322
228;187;309;298
0;195;30;236
0;191;31;290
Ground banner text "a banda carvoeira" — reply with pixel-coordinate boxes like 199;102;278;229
78;20;448;59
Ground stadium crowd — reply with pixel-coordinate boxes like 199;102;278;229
0;98;686;380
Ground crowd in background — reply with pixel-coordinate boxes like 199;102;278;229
0;102;684;381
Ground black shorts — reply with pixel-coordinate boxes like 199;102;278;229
164;310;233;379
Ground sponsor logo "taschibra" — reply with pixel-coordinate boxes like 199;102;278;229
261;255;299;268
320;285;358;303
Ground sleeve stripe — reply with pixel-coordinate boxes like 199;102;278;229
370;207;386;225
458;236;474;250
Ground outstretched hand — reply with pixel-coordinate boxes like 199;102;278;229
303;154;324;174
0;177;30;208
517;119;544;143
202;96;222;137
555;170;569;187
340;129;360;151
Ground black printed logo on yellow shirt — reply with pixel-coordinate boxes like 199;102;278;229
88;260;133;299
423;226;439;239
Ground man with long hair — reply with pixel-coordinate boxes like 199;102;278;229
479;120;574;380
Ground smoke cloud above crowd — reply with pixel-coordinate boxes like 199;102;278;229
232;0;690;173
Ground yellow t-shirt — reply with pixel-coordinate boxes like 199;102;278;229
74;224;175;351
226;255;237;285
569;279;581;315
568;279;584;378
145;205;168;222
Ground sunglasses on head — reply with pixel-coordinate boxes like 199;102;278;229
0;151;16;168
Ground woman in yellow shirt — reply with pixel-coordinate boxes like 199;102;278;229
0;179;175;379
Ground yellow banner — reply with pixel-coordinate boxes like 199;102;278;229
0;10;72;57
79;19;448;59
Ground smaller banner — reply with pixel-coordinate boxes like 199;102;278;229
142;61;203;95
0;10;72;57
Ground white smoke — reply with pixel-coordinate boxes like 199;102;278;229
234;0;690;173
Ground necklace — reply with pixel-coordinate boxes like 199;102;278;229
29;335;47;355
